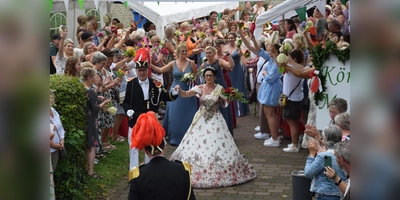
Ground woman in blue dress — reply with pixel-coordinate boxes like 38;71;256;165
238;29;282;147
201;46;235;135
151;44;198;145
225;32;250;117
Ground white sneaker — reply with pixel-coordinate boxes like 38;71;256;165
283;145;300;152
254;126;260;132
263;137;280;147
287;143;294;148
278;135;285;140
254;132;270;140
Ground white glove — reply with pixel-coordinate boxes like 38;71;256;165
171;88;179;95
127;109;135;119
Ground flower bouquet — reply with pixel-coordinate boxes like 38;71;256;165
198;31;206;39
221;87;248;103
244;50;251;58
303;20;313;32
111;25;118;34
277;42;292;73
209;29;217;36
103;13;112;24
122;46;136;57
115;69;126;78
184;30;191;37
160;47;169;56
160;40;165;47
235;38;242;48
174;30;181;37
237;21;245;29
104;26;112;35
107;102;117;115
181;72;196;82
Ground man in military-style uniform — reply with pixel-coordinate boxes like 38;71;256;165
122;48;178;170
128;112;196;200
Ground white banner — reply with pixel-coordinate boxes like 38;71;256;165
316;54;350;130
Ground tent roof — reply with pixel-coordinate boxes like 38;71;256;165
128;2;238;38
51;1;239;39
254;0;325;39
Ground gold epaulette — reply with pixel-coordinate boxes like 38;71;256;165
128;164;143;181
182;161;192;175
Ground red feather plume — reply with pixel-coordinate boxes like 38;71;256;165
130;111;165;150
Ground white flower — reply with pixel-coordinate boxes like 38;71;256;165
276;53;288;63
284;43;292;52
235;38;242;48
108;106;117;115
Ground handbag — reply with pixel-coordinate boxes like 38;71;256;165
248;59;268;103
51;119;67;158
278;79;302;107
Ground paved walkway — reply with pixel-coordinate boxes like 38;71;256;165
108;112;310;199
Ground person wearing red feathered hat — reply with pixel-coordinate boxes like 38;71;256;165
128;112;196;200
122;48;179;170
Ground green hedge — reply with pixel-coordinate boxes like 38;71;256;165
50;75;87;200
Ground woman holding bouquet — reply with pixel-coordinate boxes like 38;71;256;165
201;46;235;135
225;32;250;117
170;66;257;188
150;44;198;146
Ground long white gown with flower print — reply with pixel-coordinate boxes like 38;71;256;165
169;84;257;189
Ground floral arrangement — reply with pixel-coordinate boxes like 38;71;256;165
304;20;313;32
174;30;181;37
181;72;196;82
97;32;104;38
209;29;217;36
122;46;136;57
103;13;112;24
244;50;251;58
111;25;118;34
337;41;350;51
249;22;256;35
104;26;112;35
160;40;165;46
198;31;206;39
184;30;191;37
221;87;248;103
107;102;117;115
277;42;293;73
237;21;245;29
235;38;242;49
115;69;126;78
160;48;169;56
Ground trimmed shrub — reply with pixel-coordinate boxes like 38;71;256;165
50;75;87;200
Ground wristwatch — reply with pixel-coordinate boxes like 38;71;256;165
334;178;342;186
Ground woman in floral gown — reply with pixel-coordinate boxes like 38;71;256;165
170;66;256;189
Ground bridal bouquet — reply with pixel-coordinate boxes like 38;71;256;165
235;38;242;49
181;72;196;82
221;87;248;103
107;102;117;115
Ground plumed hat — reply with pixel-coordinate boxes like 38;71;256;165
134;47;150;68
130;111;165;154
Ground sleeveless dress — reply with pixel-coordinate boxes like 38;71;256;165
203;60;234;135
169;85;257;188
228;50;249;117
163;61;198;146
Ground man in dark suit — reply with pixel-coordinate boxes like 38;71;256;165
128;112;195;200
122;53;178;170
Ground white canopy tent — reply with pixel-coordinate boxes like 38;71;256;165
51;0;239;42
254;0;325;40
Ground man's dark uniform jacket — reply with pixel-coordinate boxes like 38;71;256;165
122;77;177;128
128;156;196;200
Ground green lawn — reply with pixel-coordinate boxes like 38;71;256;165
84;139;144;199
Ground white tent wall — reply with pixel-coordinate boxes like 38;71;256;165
254;0;325;40
51;0;239;43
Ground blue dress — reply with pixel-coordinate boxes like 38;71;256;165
257;49;282;106
228;50;250;117
204;60;234;135
163;61;198;145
